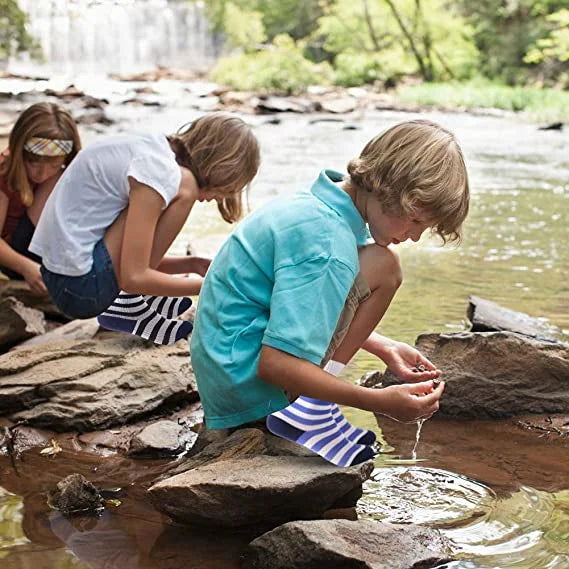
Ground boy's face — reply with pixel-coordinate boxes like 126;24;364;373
366;196;432;247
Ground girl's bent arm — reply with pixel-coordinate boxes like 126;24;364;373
118;181;201;296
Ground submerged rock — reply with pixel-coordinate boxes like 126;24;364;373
244;519;453;569
367;331;569;418
0;334;198;431
47;473;104;514
149;455;373;528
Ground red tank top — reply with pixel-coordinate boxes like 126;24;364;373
0;175;27;244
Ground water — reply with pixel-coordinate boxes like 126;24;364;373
1;85;568;566
411;418;426;461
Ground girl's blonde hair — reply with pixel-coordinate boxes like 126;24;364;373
0;102;81;207
347;119;470;243
168;112;260;223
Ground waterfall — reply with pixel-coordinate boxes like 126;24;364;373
13;0;221;75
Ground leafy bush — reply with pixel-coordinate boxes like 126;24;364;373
211;34;333;94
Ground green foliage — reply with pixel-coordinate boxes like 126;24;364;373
222;3;266;49
0;0;38;59
314;0;479;84
458;0;568;85
525;9;569;64
210;34;333;94
397;80;569;122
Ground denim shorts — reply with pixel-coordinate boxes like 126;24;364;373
41;239;120;319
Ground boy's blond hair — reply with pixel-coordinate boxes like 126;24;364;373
168;112;260;223
1;103;81;207
347;119;469;243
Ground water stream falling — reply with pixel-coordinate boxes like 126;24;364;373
411;418;426;460
13;0;221;75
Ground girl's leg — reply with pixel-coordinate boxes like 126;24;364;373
98;193;196;344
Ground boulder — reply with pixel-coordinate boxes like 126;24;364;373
128;420;196;457
467;295;559;340
321;98;357;114
47;473;104;514
368;331;569;419
0;296;46;349
244;519;452;569
0;280;63;319
0;334;198;431
15;318;99;349
149;455;373;528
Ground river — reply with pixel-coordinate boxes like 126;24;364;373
0;79;568;568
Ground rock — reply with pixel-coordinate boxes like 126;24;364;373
255;96;314;114
0;334;198;431
244;519;453;569
467;295;559;340
44;85;85;99
47;473;104;514
15;318;99;349
0;280;63;319
372;332;569;419
149;455;373;528
128;420;195;457
0;297;46;349
321;98;357;114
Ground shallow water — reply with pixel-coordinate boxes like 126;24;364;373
1;86;568;567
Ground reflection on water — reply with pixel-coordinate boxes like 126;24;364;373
360;470;569;568
0;103;568;567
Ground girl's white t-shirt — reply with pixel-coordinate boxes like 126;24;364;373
30;134;182;276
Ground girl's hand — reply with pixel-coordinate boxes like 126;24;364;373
185;256;211;277
372;380;444;423
22;262;47;295
381;340;441;382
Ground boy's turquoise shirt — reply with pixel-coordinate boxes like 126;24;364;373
190;170;369;429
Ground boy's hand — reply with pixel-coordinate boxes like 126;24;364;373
372;380;444;423
381;340;441;382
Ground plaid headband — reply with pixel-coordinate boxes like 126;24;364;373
23;137;73;157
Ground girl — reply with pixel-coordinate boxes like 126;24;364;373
0;102;81;293
30;112;260;345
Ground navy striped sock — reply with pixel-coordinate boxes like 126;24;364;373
266;397;374;467
143;295;192;318
330;404;377;445
97;293;192;345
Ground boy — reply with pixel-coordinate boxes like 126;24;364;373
191;119;469;466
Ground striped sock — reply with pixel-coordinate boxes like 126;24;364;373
266;396;374;467
97;293;192;345
330;404;376;445
143;295;192;318
323;360;376;445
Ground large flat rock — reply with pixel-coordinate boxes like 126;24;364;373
244;519;452;569
0;334;197;431
149;455;373;528
371;331;569;418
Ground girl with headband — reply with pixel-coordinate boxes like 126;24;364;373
0;102;81;293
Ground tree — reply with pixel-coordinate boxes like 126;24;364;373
0;0;38;60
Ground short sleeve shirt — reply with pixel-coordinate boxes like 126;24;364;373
190;170;369;429
30;134;181;276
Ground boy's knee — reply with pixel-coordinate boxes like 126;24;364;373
359;245;403;292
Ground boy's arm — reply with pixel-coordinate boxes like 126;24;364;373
258;345;444;423
362;331;441;382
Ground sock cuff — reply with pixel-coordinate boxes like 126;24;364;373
324;360;345;376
